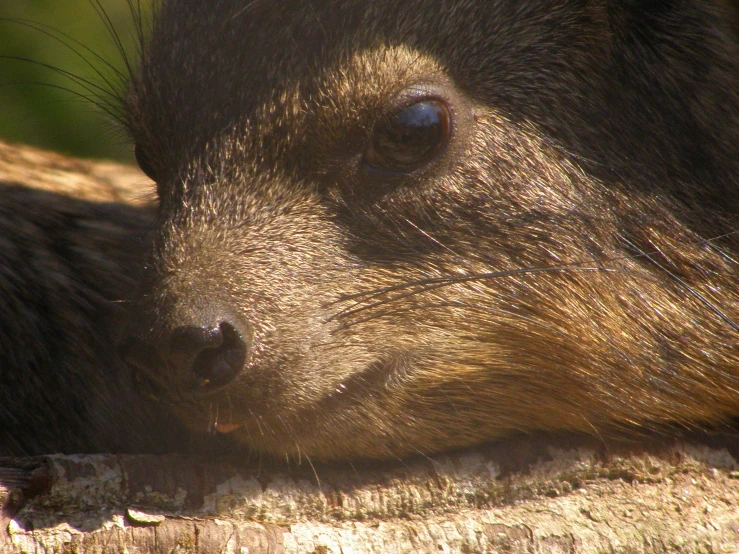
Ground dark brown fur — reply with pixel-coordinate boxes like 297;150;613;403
0;142;228;455
117;0;739;460
0;144;157;453
6;0;739;460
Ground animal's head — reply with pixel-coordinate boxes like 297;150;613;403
119;0;739;460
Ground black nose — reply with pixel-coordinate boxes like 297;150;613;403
118;321;247;398
172;323;247;388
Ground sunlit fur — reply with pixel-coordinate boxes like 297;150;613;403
125;0;739;460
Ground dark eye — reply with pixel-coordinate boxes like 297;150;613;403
134;144;157;181
366;99;451;173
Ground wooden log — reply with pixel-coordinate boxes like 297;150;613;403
1;434;739;553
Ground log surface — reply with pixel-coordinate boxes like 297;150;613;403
2;435;739;553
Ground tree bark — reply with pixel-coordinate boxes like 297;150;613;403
2;434;739;553
0;140;153;206
2;141;739;553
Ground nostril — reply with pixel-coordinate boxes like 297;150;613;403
168;325;225;372
170;322;247;392
191;322;247;389
118;321;247;401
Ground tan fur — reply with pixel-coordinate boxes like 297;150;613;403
117;0;739;460
18;0;739;461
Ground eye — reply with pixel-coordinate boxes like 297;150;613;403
134;144;157;181
365;98;451;173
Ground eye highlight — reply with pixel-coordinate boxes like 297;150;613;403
365;99;451;173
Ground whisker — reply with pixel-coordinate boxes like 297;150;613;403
304;455;323;493
333;230;739;308
87;0;136;88
334;296;642;370
253;414;265;438
0;55;118;104
6;81;120;123
401;216;464;259
328;229;739;324
328;266;615;322
125;0;151;61
334;300;570;339
435;384;462;416
407;445;439;467
330;261;620;309
707;241;739;267
0;58;122;120
622;239;739;334
0;18;127;92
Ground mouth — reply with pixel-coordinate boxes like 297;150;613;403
129;344;413;455
213;422;242;433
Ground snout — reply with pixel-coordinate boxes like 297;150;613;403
118;320;248;402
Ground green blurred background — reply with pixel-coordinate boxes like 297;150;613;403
0;1;149;162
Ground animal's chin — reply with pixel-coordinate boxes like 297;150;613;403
211;356;417;458
131;352;414;457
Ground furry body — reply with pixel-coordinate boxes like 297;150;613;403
0;142;192;454
4;1;739;460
